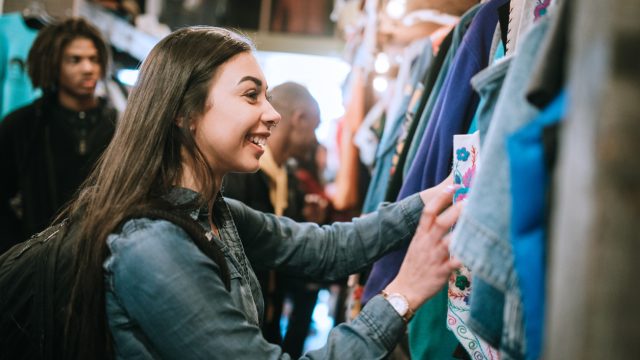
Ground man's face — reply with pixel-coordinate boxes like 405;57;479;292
58;37;101;100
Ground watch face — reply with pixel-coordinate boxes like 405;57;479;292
388;295;409;315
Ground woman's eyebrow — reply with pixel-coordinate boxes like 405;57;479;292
237;76;263;88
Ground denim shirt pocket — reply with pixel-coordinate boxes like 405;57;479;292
219;244;261;327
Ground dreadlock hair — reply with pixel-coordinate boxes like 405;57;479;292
27;17;110;94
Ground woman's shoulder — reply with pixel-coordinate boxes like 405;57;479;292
106;217;194;256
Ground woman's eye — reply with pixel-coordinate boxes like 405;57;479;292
245;92;259;101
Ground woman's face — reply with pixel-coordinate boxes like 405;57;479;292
193;52;281;175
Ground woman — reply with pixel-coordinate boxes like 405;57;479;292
63;26;462;359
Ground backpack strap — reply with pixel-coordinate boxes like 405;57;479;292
125;209;231;291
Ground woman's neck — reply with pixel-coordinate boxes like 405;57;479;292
178;162;223;196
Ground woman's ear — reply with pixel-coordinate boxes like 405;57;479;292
175;116;196;132
174;116;185;128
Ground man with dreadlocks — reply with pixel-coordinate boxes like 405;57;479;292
0;18;117;253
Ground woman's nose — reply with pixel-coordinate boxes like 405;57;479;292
265;119;277;131
263;102;281;129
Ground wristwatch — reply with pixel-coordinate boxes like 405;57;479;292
381;290;415;323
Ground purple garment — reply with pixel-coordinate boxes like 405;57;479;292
362;0;508;304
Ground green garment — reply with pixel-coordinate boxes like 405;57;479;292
409;288;460;359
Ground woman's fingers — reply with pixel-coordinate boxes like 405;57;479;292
428;200;464;241
423;186;457;216
390;190;466;307
440;233;462;268
417;186;458;233
448;256;463;270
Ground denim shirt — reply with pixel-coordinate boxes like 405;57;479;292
104;187;424;359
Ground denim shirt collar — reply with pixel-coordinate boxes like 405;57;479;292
161;186;264;325
161;186;213;221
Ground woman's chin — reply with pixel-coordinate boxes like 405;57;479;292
233;163;261;174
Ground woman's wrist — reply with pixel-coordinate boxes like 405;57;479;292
383;281;422;312
380;289;415;323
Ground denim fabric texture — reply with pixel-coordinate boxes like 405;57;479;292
104;187;424;359
467;277;505;347
454;56;511;352
450;17;552;359
507;91;566;360
468;43;509;140
457;55;512;349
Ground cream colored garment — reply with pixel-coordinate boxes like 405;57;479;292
259;146;288;216
507;0;542;55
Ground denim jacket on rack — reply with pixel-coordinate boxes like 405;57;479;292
451;16;553;359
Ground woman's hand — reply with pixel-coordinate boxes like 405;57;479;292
385;186;462;311
419;171;454;205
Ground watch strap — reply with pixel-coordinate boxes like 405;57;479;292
381;289;415;323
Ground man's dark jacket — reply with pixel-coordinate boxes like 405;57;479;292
0;95;116;252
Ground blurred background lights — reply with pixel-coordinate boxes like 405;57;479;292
373;75;388;93
116;69;139;86
374;52;390;74
385;0;407;20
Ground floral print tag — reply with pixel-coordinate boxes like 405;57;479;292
448;132;500;359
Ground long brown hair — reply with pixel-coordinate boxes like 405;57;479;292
62;27;254;358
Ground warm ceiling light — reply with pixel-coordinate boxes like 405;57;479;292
385;0;407;20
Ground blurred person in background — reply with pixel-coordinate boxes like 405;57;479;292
0;18;116;253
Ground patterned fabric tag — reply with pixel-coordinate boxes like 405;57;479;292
447;131;500;359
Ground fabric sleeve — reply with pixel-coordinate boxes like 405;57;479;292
227;193;425;281
106;219;407;359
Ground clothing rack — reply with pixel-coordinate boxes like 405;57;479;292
79;2;158;61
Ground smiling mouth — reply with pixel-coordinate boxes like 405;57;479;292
247;135;267;148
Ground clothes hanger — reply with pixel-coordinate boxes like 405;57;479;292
22;0;56;30
401;9;459;27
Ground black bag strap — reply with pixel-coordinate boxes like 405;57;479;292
124;209;231;291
